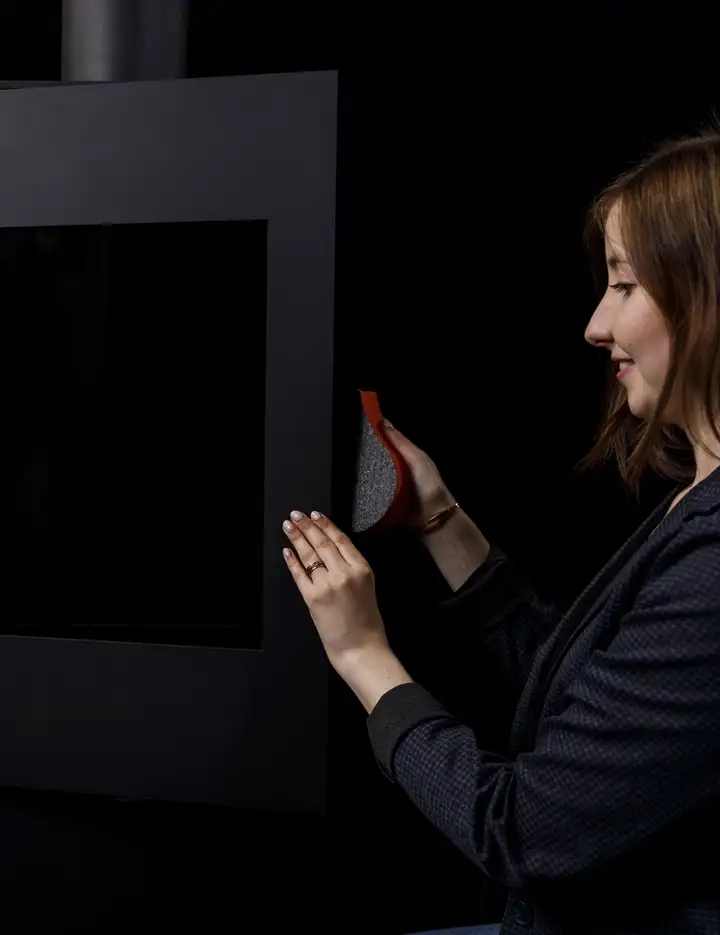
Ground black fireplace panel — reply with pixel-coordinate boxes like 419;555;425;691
0;73;336;813
0;221;266;648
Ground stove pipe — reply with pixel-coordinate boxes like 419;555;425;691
61;0;188;82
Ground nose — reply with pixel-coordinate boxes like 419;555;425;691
584;295;614;349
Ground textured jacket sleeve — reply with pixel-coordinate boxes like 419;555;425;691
434;544;563;706
368;521;720;889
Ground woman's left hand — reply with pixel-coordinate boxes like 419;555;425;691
281;510;389;669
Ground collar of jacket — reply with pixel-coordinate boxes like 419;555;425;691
508;464;720;757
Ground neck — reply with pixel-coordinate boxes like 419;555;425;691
690;425;720;486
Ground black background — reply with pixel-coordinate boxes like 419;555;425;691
0;2;713;933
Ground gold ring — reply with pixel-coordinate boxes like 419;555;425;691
305;560;326;576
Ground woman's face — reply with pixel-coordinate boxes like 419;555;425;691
584;202;674;423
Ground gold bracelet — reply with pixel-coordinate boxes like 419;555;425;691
414;501;460;536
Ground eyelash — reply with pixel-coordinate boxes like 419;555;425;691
611;282;635;298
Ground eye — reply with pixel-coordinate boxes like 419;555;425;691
610;282;635;298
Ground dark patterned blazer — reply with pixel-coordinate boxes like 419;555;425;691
367;468;720;935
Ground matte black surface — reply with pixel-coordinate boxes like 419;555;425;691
0;73;337;814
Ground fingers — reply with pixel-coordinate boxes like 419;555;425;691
282;514;327;575
283;510;365;570
306;512;369;568
282;546;324;602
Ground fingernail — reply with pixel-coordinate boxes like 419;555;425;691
283;520;293;532
310;511;323;520
290;510;304;522
383;419;394;430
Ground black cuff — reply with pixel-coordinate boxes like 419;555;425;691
435;544;510;613
367;682;452;782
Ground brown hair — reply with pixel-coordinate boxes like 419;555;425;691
575;125;720;500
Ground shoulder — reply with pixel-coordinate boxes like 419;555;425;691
637;510;720;608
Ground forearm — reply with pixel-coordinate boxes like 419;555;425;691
334;645;414;714
421;506;491;592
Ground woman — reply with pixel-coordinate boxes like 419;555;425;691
281;129;720;935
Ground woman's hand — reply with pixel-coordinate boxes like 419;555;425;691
382;421;456;528
282;509;413;711
282;509;388;664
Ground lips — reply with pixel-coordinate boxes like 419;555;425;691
616;360;635;381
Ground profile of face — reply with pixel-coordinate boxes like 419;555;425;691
584;202;674;423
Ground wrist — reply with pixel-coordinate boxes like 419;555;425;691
413;497;461;537
420;502;464;541
419;506;491;592
417;487;457;524
331;640;393;678
332;643;413;714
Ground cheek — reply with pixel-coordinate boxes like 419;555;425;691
644;331;671;382
625;306;670;383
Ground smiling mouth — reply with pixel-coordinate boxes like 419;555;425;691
616;361;636;381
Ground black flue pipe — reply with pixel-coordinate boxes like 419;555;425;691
61;0;188;82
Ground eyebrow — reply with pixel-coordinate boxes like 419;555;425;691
606;254;629;270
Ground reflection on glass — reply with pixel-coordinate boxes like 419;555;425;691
0;221;266;648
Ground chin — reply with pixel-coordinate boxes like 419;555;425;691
626;392;655;422
629;392;671;422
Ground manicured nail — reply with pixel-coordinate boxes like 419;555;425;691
283;520;293;532
383;419;394;430
310;511;323;520
290;510;304;522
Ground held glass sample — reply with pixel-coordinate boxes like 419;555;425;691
0;221;266;648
